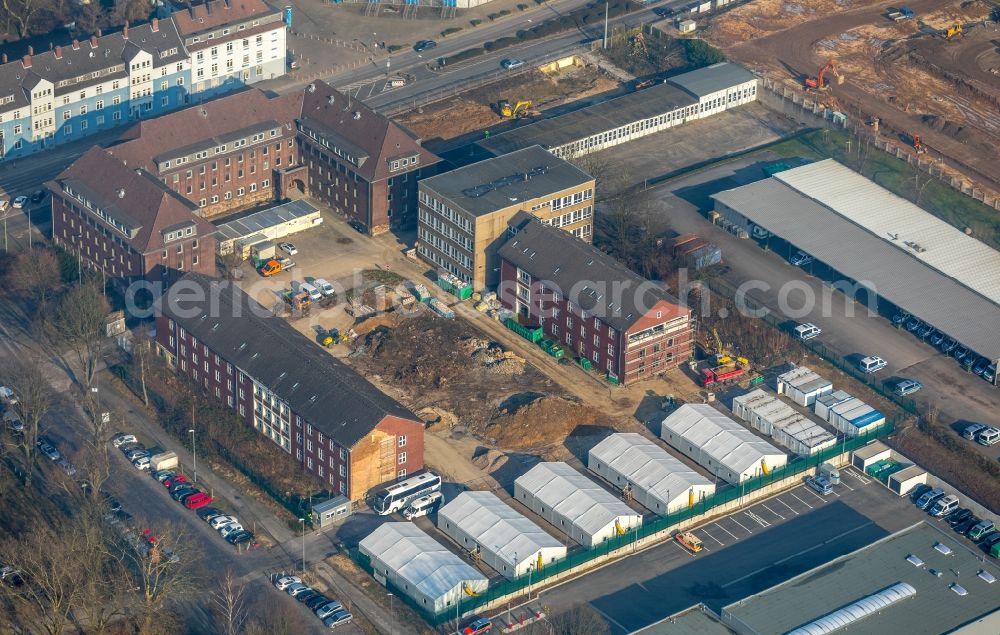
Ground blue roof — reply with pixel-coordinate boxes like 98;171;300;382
850;410;885;428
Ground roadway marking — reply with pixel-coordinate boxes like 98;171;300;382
722;521;876;589
847;468;872;485
714;523;740;540
789;492;814;509
729;517;754;534
592;606;630;634
775;497;800;515
838;479;855;492
744;511;771;527
700;528;725;546
669;540;698;557
760;503;785;520
804;488;828;503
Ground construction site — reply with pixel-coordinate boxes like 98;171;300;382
706;0;1000;196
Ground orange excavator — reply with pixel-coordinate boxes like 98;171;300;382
913;134;926;155
804;58;844;90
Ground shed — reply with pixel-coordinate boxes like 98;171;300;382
660;404;787;483
677;19;697;33
359;522;488;614
437;491;566;578
828;398;885;436
776;366;833;407
513;462;642;548
851;441;891;472
214;199;322;256
888;465;927;497
313;495;352;528
588;433;716;515
732;389;835;456
815;389;852;421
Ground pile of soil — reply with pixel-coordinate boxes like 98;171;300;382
920;114;974;143
482;393;615;449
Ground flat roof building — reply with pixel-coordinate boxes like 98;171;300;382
437;490;566;578
814;389;852;421
711;159;1000;369
479;63;758;159
827;397;885;437
721;522;1000;635
731;389;836;456
775;366;833;407
660;404;787;483
215;199;322;256
417;145;595;289
588;433;715;515
513;462;642;548
359;522;488;615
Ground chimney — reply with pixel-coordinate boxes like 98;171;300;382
72;39;80;51
54;46;62;59
27;46;33;56
123;21;129;40
96;29;102;37
21;55;31;69
90;35;98;49
2;54;7;64
49;42;53;51
151;18;159;32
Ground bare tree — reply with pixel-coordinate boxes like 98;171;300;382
0;356;53;487
212;570;249;635
50;278;109;387
2;249;61;310
244;600;311;635
548;604;610;635
0;0;49;38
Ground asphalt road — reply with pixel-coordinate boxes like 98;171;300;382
538;471;932;634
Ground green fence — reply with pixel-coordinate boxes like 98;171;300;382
347;422;893;625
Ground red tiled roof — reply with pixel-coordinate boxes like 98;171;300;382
171;0;274;35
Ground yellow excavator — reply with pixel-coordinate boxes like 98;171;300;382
945;22;963;39
497;99;533;118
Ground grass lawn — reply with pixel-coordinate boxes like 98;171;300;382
766;129;1000;249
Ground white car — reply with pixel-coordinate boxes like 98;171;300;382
11;196;27;209
0;386;16;405
218;522;244;538
133;456;151;471
209;515;238;530
794;323;821;340
111;433;138;448
279;242;298;256
273;575;301;591
313;278;335;297
500;58;524;70
859;355;887;373
37;441;61;461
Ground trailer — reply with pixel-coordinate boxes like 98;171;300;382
149;451;178;472
700;365;744;386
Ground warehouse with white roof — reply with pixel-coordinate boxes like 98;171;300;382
711;159;1000;377
826;397;885;436
359;522;488;613
732;389;836;456
588;433;716;515
660;404;788;483
513;462;642;548
437;491;566;579
776;366;833;407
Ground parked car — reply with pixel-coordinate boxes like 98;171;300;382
973;357;990;376
171;486;197;501
968;520;995;542
133;456;151;471
126;448;149;462
413;40;437;52
982;533;1000;549
296;590;322;604
945;508;971;525
909;483;933;501
306;595;333;610
806;475;833;495
349;220;367;234
58;459;77;476
313;278;335;297
500;58;524;70
228;531;255;546
930;494;959;517
315;601;344;619
323;611;353;628
940;337;958;353
917;323;934;338
905;317;922;332
928;330;945;346
893;379;923;396
789;251;813;266
652;6;675;17
153;469;175;482
164;474;188;488
279;242;297;256
962;423;987;440
274;575;301;591
859;356;887;373
196;507;225;521
37;441;61;461
976;427;1000;446
955;517;979;534
30;190;46;204
916;487;945;510
952;346;969;361
794;323;822;340
288;584;314;598
12;196;27;209
463;618;493;635
184;493;214;509
891;311;910;325
5;412;24;434
112;433;138;448
219;523;244;538
210;515;238;530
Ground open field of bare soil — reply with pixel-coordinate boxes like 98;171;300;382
707;0;1000;195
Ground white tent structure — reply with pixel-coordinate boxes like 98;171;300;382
732;389;836;456
359;522;488;614
660;404;788;483
513;462;642;548
437;491;566;578
588;433;715;515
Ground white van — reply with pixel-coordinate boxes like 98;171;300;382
859;356;887;373
401;491;443;520
930;494;959;517
976;427;1000;447
794;323;822;340
313;278;336;297
298;282;322;301
963;423;987;440
818;463;840;485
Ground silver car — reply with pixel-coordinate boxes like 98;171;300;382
315;601;344;619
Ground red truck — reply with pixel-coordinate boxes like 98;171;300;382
700;366;745;387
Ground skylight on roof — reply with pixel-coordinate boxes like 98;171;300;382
934;543;953;556
978;570;997;584
906;554;924;567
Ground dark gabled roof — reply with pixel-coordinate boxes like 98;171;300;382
499;213;687;331
298;81;440;182
49;147;210;254
159;273;418;447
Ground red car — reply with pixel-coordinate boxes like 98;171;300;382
184;493;214;509
164;474;187;488
463;618;492;635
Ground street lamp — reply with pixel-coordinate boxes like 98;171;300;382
387;592;394;634
299;517;306;572
527;561;534;601
189;428;197;482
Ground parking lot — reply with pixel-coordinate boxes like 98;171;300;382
537;468;944;634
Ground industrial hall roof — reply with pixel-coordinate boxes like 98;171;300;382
661;404;785;477
711;162;1000;361
418;145;593;217
158;273;417;447
588;433;714;506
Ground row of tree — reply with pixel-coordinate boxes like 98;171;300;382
1;0;150;43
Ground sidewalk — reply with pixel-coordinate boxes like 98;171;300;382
312;560;420;635
98;368;297;545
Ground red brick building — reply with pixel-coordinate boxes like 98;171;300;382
497;213;693;385
155;272;424;501
48;146;217;284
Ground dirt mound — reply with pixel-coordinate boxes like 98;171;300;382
482;394;614;449
920;114;974;143
471;448;508;473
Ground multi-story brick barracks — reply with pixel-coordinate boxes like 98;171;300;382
156;272;425;500
497;212;694;385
